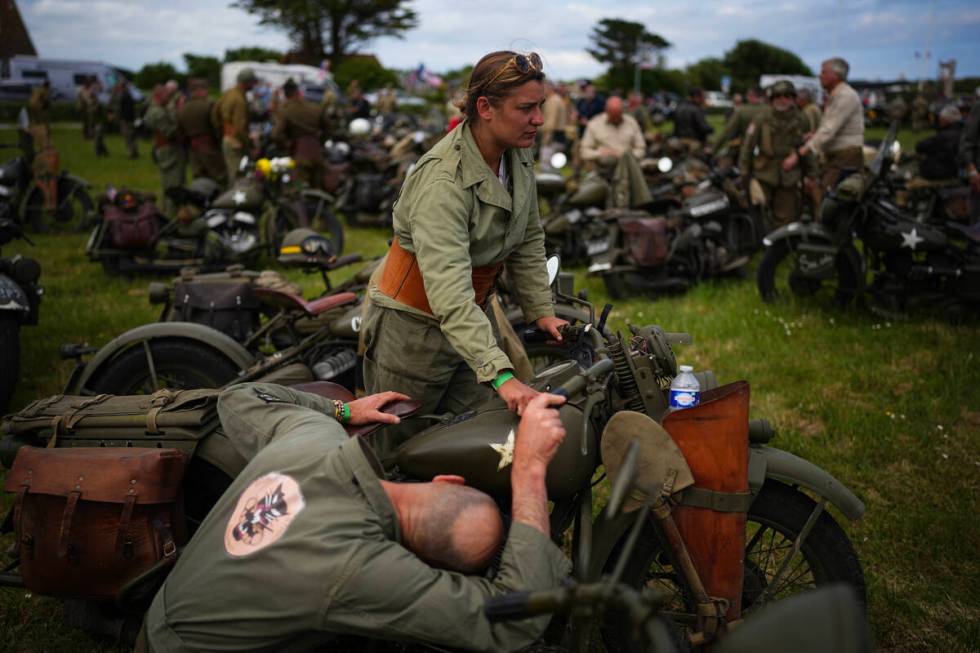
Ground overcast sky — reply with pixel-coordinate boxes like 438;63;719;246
18;0;980;82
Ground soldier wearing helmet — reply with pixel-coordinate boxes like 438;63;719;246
739;80;816;228
272;78;327;189
214;67;258;183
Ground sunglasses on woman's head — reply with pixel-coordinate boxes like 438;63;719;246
482;52;543;89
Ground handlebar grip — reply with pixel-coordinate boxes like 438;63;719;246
521;327;551;344
484;591;532;622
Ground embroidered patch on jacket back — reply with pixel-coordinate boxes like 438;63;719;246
224;472;305;557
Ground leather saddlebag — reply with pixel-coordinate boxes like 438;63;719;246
171;279;260;341
663;380;750;621
3;446;187;601
104;201;162;249
620;216;669;267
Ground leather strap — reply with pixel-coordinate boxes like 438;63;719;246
58;490;81;559
116;494;137;558
677;487;753;513
12;485;27;557
378;237;502;315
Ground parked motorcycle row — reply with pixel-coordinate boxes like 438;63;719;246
3;113;966;651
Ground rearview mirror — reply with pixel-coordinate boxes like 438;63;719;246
546;255;560;286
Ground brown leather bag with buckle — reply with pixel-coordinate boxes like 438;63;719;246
3;446;188;602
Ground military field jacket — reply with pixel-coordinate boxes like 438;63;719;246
146;382;569;653
739;107;815;187
713;103;765;149
215;87;250;148
370;121;555;383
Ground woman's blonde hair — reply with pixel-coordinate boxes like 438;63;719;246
457;50;546;118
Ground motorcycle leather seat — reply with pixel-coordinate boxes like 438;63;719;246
253;288;358;317
290;381;421;438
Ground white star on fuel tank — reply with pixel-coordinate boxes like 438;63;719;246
900;228;924;250
490;429;516;471
233;190;247;205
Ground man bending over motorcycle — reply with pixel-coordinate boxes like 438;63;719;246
140;383;571;652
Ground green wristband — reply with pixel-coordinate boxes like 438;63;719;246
341;403;351;424
491;371;515;390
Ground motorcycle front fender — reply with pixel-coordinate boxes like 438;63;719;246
762;221;833;248
749;445;865;521
66;322;255;394
62;173;91;190
299;188;336;206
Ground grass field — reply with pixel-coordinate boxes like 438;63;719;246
0;123;978;652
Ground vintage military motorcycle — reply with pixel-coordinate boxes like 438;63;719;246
19;259;866;650
757;125;980;319
0;219;42;414
588;168;761;299
0;142;94;231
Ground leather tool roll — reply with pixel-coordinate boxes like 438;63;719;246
663;380;750;621
378;237;502;315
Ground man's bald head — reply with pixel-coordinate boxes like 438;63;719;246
606;96;624;125
400;481;505;574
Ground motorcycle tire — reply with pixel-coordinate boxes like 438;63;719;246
0;314;21;414
600;480;866;653
757;239;861;306
22;182;95;232
88;339;243;395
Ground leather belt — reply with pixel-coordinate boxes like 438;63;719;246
378;238;501;315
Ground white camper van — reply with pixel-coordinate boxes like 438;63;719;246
1;55;142;103
220;61;340;104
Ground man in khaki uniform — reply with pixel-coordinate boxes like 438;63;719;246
271;78;326;188
580;96;651;208
739;80;815;227
912;94;930;132
109;78;139;159
540;82;568;148
76;78;95;139
796;88;822;133
144;85;187;216
143;382;571;653
177;78;225;184
376;85;397;115
796;57;865;194
26;82;51;150
89;80;110;157
214;68;257;182
712;85;765;154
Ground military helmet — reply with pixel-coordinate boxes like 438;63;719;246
278;228;336;267
237;67;258;85
770;80;796;98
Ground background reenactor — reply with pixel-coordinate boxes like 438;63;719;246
959;96;980;221
915;105;962;181
912;94;930;131
271;78;327;188
75;77;95;140
797;57;864;195
540;82;568;151
712;85;765;153
214;67;257;182
739;80;815;227
376;85;397;116
672;88;713;150
26;80;51;151
886;94;908;127
178;78;226;184
109;78;139;159
89;80;109;157
796;88;822;133
144;84;186;216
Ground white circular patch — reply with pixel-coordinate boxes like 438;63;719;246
350;316;362;333
224;472;305;557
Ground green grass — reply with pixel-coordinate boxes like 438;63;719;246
1;125;978;652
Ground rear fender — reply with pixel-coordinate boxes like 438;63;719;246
762;221;833;248
66;322;255;394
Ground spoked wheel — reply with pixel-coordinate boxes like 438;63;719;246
88;339;244;395
23;182;95;232
600;481;866;652
757;238;861;306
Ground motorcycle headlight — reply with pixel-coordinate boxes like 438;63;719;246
550;152;568;169
233;211;256;225
657;157;673;173
0;185;11;197
224;232;258;253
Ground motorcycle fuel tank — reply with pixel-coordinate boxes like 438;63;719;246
396;370;595;500
210;179;264;211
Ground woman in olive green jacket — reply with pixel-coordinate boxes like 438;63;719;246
363;51;567;447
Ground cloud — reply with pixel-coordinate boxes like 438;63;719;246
15;0;980;81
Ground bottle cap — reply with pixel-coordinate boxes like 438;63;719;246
678;365;693;373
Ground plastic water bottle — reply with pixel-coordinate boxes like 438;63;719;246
669;365;701;412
